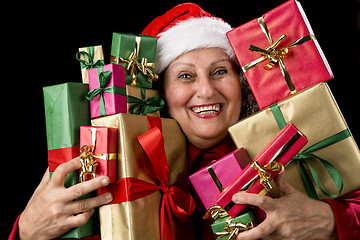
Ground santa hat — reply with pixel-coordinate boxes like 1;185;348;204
142;3;234;74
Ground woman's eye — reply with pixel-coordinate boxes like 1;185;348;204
214;69;228;75
178;73;194;82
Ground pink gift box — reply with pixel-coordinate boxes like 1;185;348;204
88;63;127;118
80;126;118;183
216;123;308;217
189;148;251;210
227;0;333;109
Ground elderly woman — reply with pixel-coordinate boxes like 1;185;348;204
11;3;360;240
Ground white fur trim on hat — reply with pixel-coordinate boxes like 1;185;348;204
155;17;234;74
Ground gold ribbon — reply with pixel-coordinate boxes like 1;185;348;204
110;36;158;86
79;127;117;182
251;160;284;191
242;16;316;94
204;205;253;240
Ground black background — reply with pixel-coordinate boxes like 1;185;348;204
4;0;360;238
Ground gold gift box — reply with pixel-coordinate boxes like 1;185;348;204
78;45;104;83
126;85;161;117
229;83;360;199
92;113;194;240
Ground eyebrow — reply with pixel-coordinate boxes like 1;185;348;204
170;58;231;69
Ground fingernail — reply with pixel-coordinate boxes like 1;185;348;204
101;177;110;186
104;192;113;201
232;193;240;202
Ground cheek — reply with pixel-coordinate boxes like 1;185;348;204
164;84;192;117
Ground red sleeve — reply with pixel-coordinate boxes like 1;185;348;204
323;189;360;240
8;214;21;240
8;213;101;240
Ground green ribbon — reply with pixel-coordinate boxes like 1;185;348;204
126;87;164;115
86;66;126;117
270;103;348;199
76;46;105;70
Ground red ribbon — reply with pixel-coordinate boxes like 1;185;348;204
48;146;80;172
98;117;195;240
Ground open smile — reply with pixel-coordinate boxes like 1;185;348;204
190;103;223;118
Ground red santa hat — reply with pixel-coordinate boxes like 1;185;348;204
142;3;234;74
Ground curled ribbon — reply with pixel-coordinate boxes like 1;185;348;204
76;46;104;70
79;127;117;182
110;36;158;86
251;161;284;191
242;16;316;94
203;205;253;240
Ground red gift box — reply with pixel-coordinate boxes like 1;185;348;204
80;126;117;183
227;0;333;109
216;123;308;217
88;63;127;118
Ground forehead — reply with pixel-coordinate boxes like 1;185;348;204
168;48;232;70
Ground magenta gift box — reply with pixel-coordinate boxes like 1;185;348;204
189;148;251;210
88;63;127;118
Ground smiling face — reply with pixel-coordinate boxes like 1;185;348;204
164;48;242;150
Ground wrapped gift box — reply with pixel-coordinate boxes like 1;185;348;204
110;33;158;89
189;148;251;210
76;45;104;83
227;0;333;109
228;83;360;200
80;126;117;183
43;83;95;238
211;210;254;240
88;64;127;118
217;123;308;217
91;114;194;240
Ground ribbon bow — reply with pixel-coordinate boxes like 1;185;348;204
242;17;316;94
98;125;195;240
127;87;165;115
79;145;99;182
112;36;158;86
76;46;104;70
251;161;284;191
86;66;126;117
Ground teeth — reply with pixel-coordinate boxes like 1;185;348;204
192;104;221;114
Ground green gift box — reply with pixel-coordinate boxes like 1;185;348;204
211;210;254;240
43;82;96;238
110;33;158;89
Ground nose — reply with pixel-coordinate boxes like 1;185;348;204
195;75;217;99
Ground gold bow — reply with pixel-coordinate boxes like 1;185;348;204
110;36;158;86
203;205;229;221
251;161;284;191
242;16;316;94
79;127;117;182
218;222;254;240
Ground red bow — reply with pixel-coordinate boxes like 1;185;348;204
98;119;195;240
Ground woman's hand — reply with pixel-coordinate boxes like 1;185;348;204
233;172;337;240
18;157;113;240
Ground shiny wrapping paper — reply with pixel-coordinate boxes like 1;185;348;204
43;83;95;238
78;45;104;83
91;114;194;240
88;63;127;118
110;33;158;89
189;148;251;210
218;123;308;217
80;126;118;183
227;0;333;109
228;83;360;199
126;85;162;117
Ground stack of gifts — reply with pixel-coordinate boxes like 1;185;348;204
41;0;360;239
187;0;360;239
43;32;194;239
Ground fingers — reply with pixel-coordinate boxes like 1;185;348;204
236;219;274;240
65;176;110;201
66;209;95;230
51;158;82;187
67;192;113;214
232;192;274;211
